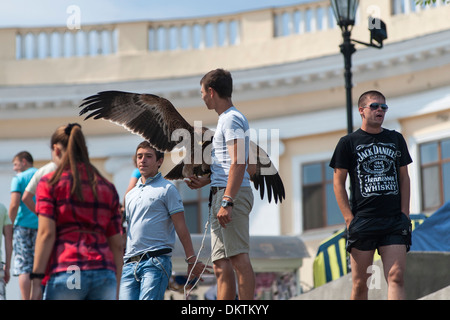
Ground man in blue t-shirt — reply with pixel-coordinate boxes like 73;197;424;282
9;151;37;300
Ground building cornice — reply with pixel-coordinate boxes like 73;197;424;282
1;29;450;119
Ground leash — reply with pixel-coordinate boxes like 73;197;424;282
183;189;220;299
183;215;213;299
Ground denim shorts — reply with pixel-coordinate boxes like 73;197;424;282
13;226;37;276
119;255;172;300
346;213;412;253
44;269;117;300
0;262;5;300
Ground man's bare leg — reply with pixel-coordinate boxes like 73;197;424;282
230;253;255;300
19;273;31;300
349;248;375;300
379;244;407;300
213;258;237;300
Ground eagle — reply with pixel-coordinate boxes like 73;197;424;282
79;90;285;203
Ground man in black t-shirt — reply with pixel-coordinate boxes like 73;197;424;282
330;90;412;300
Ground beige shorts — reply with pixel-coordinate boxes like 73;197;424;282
210;187;253;262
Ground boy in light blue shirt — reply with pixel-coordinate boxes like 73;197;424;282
119;141;209;300
123;171;184;259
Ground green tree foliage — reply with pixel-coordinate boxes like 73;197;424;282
415;0;449;5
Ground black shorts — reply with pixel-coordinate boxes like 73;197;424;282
346;213;412;253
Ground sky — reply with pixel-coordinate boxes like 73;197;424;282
0;0;315;28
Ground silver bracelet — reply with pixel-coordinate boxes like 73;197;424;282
185;255;196;263
223;195;234;202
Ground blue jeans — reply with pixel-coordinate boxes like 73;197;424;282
119;255;172;300
44;269;117;300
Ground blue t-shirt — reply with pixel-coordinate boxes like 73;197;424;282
10;167;38;228
211;106;251;187
131;167;141;179
124;172;184;260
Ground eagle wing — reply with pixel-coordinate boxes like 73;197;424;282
165;139;285;204
248;141;285;204
79;90;193;152
79;91;285;203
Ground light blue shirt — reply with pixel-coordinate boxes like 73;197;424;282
10;167;38;229
124;172;184;261
211;106;251;187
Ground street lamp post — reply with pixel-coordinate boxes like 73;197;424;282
330;0;387;134
341;28;356;135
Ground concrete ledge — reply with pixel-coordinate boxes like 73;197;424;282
419;285;450;300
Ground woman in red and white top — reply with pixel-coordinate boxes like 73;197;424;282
30;123;123;300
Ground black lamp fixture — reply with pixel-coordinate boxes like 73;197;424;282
330;0;388;134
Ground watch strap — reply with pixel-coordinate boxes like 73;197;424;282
30;272;46;280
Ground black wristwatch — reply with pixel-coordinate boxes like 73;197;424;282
221;199;234;208
30;272;45;280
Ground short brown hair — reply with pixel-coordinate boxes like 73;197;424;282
200;68;233;99
136;141;164;161
358;90;386;108
13;151;33;165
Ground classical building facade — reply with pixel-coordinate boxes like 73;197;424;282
1;0;450;290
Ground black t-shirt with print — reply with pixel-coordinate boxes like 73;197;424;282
330;128;412;218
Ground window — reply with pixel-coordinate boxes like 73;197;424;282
419;138;450;211
175;182;210;233
302;161;343;230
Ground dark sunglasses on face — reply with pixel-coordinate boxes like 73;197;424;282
364;102;389;111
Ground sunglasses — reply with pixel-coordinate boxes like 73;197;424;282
364;102;389;111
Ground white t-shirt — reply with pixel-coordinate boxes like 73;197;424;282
211;106;251;187
25;161;57;194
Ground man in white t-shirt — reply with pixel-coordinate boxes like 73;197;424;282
187;68;255;300
22;161;57;214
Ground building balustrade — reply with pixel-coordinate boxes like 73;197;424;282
10;0;443;61
15;27;117;59
11;0;340;60
148;18;241;51
391;0;440;15
273;2;336;37
4;0;445;61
